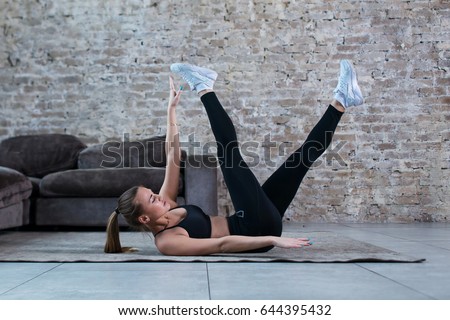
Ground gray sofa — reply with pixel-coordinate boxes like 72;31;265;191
0;134;218;229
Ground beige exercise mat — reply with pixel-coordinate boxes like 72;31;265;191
0;231;425;263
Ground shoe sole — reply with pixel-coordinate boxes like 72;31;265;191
170;63;218;81
341;60;363;105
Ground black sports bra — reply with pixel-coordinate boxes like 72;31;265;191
154;205;211;238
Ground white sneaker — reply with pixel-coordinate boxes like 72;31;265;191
170;63;218;93
333;60;364;108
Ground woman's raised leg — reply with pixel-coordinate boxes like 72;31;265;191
171;63;282;237
261;103;343;216
262;60;364;216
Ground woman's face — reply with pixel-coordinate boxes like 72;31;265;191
134;187;171;224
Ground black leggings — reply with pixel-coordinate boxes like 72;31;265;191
201;93;343;245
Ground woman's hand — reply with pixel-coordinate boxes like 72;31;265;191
168;76;182;109
272;237;312;249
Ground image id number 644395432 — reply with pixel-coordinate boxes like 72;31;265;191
259;304;332;316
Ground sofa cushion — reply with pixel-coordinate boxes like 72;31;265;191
0;134;87;178
0;167;32;207
39;168;184;197
0;200;29;229
78;135;169;169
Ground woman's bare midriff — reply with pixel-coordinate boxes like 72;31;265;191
210;216;231;238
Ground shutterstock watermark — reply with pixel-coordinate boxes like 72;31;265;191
99;133;349;169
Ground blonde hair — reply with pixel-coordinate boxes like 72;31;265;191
104;186;145;253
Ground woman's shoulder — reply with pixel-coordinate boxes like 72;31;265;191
169;205;188;216
154;227;190;249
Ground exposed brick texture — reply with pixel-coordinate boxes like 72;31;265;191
1;0;448;222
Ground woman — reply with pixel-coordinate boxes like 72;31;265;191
105;60;363;256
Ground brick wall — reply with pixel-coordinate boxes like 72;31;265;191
1;0;448;222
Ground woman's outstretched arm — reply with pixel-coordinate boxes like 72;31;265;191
156;233;311;256
159;76;183;206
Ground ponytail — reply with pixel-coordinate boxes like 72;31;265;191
104;210;140;253
105;186;141;253
104;210;122;253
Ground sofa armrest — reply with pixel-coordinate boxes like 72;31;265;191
184;154;218;216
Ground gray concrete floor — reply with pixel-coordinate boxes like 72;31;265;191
0;223;449;300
